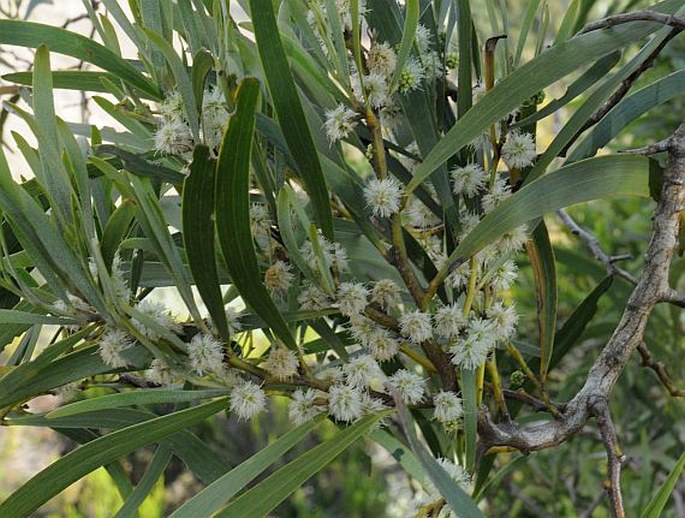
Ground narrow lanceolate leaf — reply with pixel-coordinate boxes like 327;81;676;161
144;28;200;141
569;69;685;162
390;0;419;91
406;0;682;193
456;0;473;116
2;70;130;96
215;412;390;517
0;398;228;518
215;78;295;350
248;0;333;239
183;146;230;341
0;20;160;99
436;155;655;282
32;45;73;222
170;418;322;518
395;399;483;517
46;389;230;419
114;445;173;518
460;367;478;473
0;309;74;325
641;451;685;517
526;222;557;381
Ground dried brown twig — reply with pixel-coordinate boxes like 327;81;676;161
636;342;685;397
579;11;685;34
556;208;637;284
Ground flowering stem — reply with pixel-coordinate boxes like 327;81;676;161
484;36;505;178
399;343;437;373
503;341;559;416
366;106;426;305
486;355;510;421
462;257;479;317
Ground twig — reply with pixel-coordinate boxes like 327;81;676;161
559;30;679;157
590;397;626;517
659;287;685;308
579;11;685;34
636;342;685;397
477;122;684;454
557;208;638;284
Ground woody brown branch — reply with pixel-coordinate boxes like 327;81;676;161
478;122;685;452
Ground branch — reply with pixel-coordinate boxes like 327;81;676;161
579;11;685;34
659;287;685;308
591;398;626;517
636;342;685;397
557;208;638;284
478;122;685;453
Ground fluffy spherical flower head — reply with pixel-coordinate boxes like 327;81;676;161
249;203;272;238
433;304;467;340
489;260;518;292
262;345;299;380
146;358;176;386
154;118;194;156
264;260;294;296
399;310;433;343
289;388;326;425
371;278;401;309
433;390;463;431
363;72;389;108
449;336;490;370
188;333;224;376
368;41;397;78
486;301;518;341
300;232;348;272
328;384;364;422
498;224;529;255
159;90;185;121
424;458;471;501
364;177;403;218
324;104;358;142
421;50;444;81
451;163;487;197
502;130;537;169
415;24;433;54
337;282;369;316
315;366;345;384
405;197;441;229
481;176;512;213
398;56;426;94
297;284;332;311
367;329;400;361
132;300;176;341
230;381;267;420
98;328;135;369
343;354;382;388
388;369;426;404
359;392;388;420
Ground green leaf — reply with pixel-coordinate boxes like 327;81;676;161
549;275;613;370
191;49;214;111
214;412;390;517
406;0;683;194
182;146;230;341
460;367;478;473
144;28;200;141
215;78;295;349
436;155;654;282
2;70;134;96
0;309;75;325
456;0;474;117
101;200;136;270
395;400;483;517
527;222;557;381
0;398;228;517
569;69;685;162
46;389;229;419
390;0;419;91
249;0;333;239
170;418;322;518
641;451;685;517
0;20;160;99
32;45;74;222
114;445;172;518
